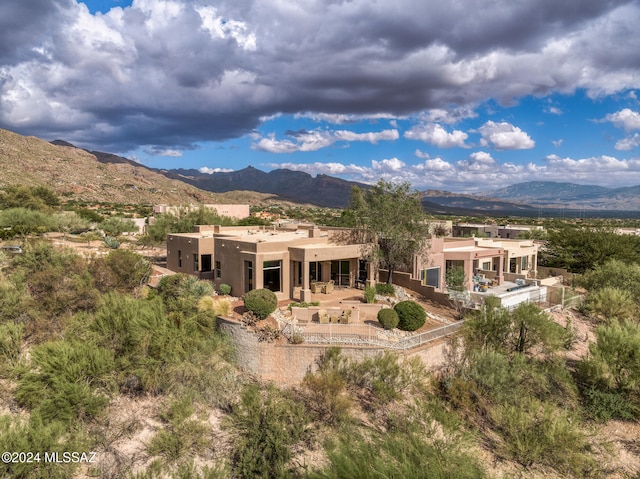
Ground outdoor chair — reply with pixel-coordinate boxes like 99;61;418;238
323;280;335;294
310;282;318;293
318;309;329;324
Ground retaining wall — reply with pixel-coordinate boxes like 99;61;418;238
217;316;449;385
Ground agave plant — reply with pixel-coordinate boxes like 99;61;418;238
103;236;120;249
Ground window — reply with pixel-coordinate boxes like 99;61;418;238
263;260;282;292
193;254;199;272
521;256;528;271
201;254;212;272
215;260;221;279
178;250;182;268
421;267;440;288
482;261;491;271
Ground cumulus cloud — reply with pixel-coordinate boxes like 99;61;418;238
253;128;398;153
404;123;469;148
334;129;399;143
604;108;640;131
615;133;640;151
478;121;535;149
0;0;637;154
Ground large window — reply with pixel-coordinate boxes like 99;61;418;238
193;253;198;272
521;256;528;271
215;260;221;278
263;260;282;292
309;262;322;282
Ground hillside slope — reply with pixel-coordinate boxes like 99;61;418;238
0;129;286;206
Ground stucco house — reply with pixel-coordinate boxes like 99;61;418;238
166;225;375;301
412;237;540;291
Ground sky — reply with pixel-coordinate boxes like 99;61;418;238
1;1;640;192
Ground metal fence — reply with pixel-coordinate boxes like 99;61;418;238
282;321;464;350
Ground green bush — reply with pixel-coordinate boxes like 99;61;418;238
377;308;399;330
218;283;232;295
312;429;484;479
490;398;595;476
226;385;309;479
244;288;278;319
147;397;209;464
0;415;89;479
363;286;376;304
15;340;114;424
394;301;426;331
375;283;395;296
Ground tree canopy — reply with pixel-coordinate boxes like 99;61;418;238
347;180;430;283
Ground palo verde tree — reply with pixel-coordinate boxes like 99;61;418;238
348;180;430;284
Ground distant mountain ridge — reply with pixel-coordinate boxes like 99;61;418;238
485;181;640;210
161;167;368;208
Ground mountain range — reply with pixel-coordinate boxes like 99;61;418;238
1;128;639;215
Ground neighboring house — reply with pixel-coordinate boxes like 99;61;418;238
412;236;544;309
452;223;544;239
167;225;375;301
153;204;251;219
414;236;540;292
414;237;506;292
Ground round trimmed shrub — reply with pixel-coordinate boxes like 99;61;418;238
394;300;426;331
377;308;399;330
219;283;232;296
244;288;278;319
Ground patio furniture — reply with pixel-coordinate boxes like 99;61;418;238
310;282;319;293
323;280;335;294
318;309;329;324
339;309;352;324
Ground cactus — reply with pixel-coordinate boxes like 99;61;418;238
103;236;120;249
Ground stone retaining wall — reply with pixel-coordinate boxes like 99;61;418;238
217;316;449;385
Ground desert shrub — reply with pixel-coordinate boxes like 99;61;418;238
0;277;31;322
244;288;277;319
89;292;228;394
363;285;376;304
226;384;309;479
584;286;636;322
394;300;426;331
91;249;151;292
581;386;637;422
491;397;595;476
311;429;484;479
15;340;114;424
374;283;395;296
577;319;640;419
197;296;233;317
147;397;209;464
156;274;213;315
218;283;232;295
302;348;352;424
343;352;427;405
0;322;23;375
377;308;399;330
0;415;89;479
